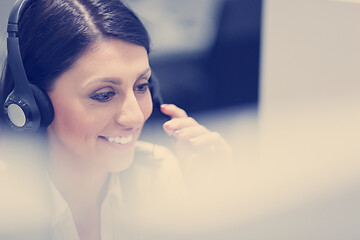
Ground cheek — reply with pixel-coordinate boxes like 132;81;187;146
54;103;93;136
49;96;102;149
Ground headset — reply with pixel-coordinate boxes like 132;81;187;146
4;0;163;132
4;0;54;132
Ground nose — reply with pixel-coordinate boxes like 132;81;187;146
114;91;144;129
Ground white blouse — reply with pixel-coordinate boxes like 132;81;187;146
48;141;186;240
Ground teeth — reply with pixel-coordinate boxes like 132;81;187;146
106;134;133;144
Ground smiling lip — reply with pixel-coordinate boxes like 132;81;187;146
99;134;134;146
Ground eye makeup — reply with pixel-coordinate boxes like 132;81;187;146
90;91;115;102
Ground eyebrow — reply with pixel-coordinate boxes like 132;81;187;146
85;68;151;87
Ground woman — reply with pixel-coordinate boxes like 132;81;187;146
0;0;232;239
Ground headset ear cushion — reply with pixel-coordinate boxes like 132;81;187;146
29;84;54;128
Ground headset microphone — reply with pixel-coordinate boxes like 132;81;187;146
149;73;164;106
4;0;54;132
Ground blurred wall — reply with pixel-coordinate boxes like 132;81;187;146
255;0;360;239
260;0;359;152
0;0;15;66
127;0;262;115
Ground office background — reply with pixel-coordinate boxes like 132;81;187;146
1;0;360;239
0;0;262;116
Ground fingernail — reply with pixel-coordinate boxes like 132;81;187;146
164;122;173;129
161;104;168;108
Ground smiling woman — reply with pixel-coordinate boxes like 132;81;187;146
0;0;232;239
47;39;153;173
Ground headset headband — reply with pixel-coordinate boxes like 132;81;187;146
8;0;32;33
5;0;42;131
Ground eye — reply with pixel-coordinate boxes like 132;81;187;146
134;83;150;94
90;91;115;102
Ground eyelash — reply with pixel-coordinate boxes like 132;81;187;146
90;83;150;103
90;91;115;103
134;83;150;94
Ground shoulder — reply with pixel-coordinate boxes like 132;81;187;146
135;141;175;157
134;141;179;169
130;141;185;193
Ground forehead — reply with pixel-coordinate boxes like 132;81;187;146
53;39;149;89
79;39;148;66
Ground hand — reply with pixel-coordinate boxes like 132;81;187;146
160;104;233;179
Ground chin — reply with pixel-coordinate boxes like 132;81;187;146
103;148;135;173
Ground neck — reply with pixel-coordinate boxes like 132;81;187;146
48;150;109;210
47;141;107;240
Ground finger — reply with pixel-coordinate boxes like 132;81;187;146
190;132;233;158
172;125;209;140
160;104;188;119
189;132;223;147
163;124;174;136
163;117;198;132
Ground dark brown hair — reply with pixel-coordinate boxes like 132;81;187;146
0;0;150;129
